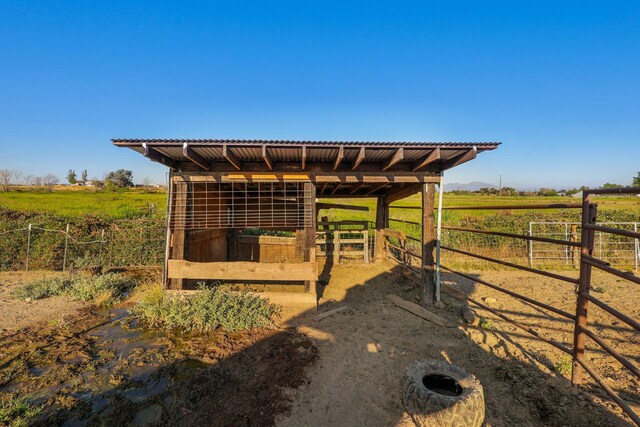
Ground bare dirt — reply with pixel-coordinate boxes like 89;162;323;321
276;261;639;427
0;271;89;332
1;262;638;426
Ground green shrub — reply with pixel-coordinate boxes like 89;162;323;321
478;318;495;331
132;285;281;332
554;357;573;376
11;273;136;306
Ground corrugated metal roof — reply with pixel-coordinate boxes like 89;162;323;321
113;138;500;149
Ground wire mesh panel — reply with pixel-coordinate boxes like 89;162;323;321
169;176;313;230
530;222;639;269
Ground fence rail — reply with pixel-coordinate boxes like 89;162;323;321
430;190;640;426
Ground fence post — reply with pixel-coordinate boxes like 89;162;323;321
565;223;569;265
25;223;32;271
62;224;70;272
528;222;533;268
571;196;597;386
98;229;105;266
635;223;639;271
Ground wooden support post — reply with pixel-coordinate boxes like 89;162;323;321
304;182;317;295
572;199;597;385
170;181;188;289
374;196;388;263
422;183;436;305
228;229;239;261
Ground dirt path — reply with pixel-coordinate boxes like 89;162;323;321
0;271;88;332
276;261;637;426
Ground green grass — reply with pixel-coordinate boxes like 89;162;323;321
554;357;573;377
12;273;136;306
0;187;166;218
478;318;495;331
0;397;42;427
132;285;281;332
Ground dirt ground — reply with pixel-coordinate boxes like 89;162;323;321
276;260;639;427
0;262;638;426
0;271;89;332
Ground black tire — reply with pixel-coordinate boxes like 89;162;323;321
403;359;485;427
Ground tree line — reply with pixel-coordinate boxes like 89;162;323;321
0;168;155;192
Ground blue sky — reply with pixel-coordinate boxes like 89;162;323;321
1;1;638;189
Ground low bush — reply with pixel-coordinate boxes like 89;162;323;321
132;285;281;332
11;273;136;306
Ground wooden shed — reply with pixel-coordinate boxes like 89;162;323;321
113;139;499;299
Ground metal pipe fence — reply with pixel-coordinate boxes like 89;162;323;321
426;194;640;426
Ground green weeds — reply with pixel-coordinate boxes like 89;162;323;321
554;357;573;377
132;285;281;332
11;273;136;306
0;397;42;426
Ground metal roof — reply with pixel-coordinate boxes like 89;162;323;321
112;138;499;180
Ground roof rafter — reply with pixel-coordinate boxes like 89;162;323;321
333;146;344;171
261;145;273;170
143;143;178;170
366;182;388;196
182;143;209;171
411;147;440;172
441;147;477;170
223;144;242;170
352;147;366;171
301;146;307;170
382;148;404;171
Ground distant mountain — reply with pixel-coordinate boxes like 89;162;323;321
444;182;497;192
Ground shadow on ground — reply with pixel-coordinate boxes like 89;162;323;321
0;261;635;426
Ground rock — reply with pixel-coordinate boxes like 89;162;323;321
132;404;163;426
483;297;498;304
402;285;414;292
462;304;479;326
434;300;446;310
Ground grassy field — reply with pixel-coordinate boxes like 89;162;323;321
0;187;167;218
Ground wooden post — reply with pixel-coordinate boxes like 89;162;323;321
374;196;388;263
422;183;436;305
170;181;188;289
572;198;597;385
304;182;317;295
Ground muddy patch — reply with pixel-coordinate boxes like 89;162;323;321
0;308;318;426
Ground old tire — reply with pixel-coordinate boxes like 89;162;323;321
403;359;485;427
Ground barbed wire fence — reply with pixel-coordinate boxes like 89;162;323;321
0;219;165;272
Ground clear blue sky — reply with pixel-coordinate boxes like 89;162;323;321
1;1;638;189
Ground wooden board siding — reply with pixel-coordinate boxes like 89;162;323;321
167;260;318;281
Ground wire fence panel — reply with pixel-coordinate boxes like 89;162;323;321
0;219;165;271
530;222;639;270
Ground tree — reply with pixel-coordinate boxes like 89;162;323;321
33;176;43;186
43;174;59;187
633;172;640;187
602;183;623;189
105;169;133;188
0;169;14;191
81;169;88;183
141;177;153;187
67;169;77;185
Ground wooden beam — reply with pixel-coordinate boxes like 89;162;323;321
382;228;406;240
167;260;318;281
366;182;388;196
333;145;344;171
222;144;242;170
386;294;448;327
262;145;273;170
382;148;404;171
374;196;388;263
352;147;366;171
319;182;328;195
182;143;209;171
347;182;363;195
384;183;422;204
330;182;342;195
422;183;436;305
316;202;369;212
143;143;178;170
411;148;440;172
304;182;317;294
441;147;477;170
301;146;307;170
